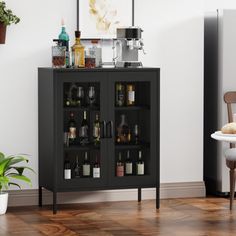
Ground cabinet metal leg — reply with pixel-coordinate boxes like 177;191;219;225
39;186;42;207
138;188;142;202
156;187;160;209
53;191;57;214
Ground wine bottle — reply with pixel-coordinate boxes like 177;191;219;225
79;111;89;145
64;160;71;179
136;151;144;175
126;84;135;106
125;150;133;175
82;152;90;177
93;114;100;145
117;114;129;143
93;155;100;178
134;124;139;144
68;112;76;145
74;155;80;178
116;152;124;177
116;83;125;107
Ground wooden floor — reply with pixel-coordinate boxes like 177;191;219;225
1;197;236;235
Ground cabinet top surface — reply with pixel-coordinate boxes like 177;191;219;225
38;67;160;72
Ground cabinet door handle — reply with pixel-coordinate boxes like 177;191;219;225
106;121;114;138
100;121;106;139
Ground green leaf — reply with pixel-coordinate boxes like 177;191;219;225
0;157;13;175
9;174;32;186
11;166;35;176
8;182;21;189
0;176;9;190
0;152;4;162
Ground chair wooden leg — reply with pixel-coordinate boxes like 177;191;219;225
229;168;236;210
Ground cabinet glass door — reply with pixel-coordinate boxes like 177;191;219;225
107;71;158;187
56;72;108;190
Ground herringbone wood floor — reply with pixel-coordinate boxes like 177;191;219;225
1;197;236;235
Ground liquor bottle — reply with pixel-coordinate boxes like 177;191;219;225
74;155;80;178
68;112;76;145
116;83;125;107
93;114;100;145
126;84;135;106
136;151;144;175
58;19;70;68
82;152;90;177
79;111;89;145
116;152;124;177
64;160;71;179
125;150;133;175
71;30;85;68
117;114;129;143
93;155;100;178
134;124;139;144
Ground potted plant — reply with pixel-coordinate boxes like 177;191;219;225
0;1;20;44
0;152;34;215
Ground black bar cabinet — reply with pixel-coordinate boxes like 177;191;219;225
38;68;160;214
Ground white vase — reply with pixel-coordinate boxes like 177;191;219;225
0;192;8;215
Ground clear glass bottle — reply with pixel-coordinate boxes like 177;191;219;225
117;114;129;143
64;160;71;179
91;39;102;67
125;150;133;175
79;111;89;145
85;48;96;68
68;112;76;145
52;39;66;68
71;30;85;68
136;150;144;175
93;114;100;146
116;152;124;177
82;152;90;177
93;155;100;178
126;84;135;106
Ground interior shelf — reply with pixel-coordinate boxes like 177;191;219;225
115;105;150;111
64;106;100;111
115;142;150;150
64;144;100;151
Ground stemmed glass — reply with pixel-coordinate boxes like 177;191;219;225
88;86;96;106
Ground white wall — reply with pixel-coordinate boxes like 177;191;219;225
0;0;204;190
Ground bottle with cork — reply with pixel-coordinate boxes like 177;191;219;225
71;30;85;68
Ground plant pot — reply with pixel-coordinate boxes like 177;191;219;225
0;22;7;44
0;192;8;215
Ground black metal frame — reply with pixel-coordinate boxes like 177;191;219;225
77;0;135;39
38;68;160;214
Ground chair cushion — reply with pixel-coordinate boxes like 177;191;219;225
225;148;236;161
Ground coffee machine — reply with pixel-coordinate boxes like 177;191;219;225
114;27;145;68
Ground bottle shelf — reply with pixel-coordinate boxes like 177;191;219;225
115;105;150;111
64;144;100;151
115;142;150;150
64;106;100;111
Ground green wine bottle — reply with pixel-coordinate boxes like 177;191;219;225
59;19;70;67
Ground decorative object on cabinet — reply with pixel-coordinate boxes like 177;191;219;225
0;152;34;215
0;1;20;44
38;67;160;214
77;0;134;39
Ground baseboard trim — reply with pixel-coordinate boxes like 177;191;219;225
8;181;205;207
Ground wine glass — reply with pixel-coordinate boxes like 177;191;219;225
77;86;84;107
88;86;96;106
